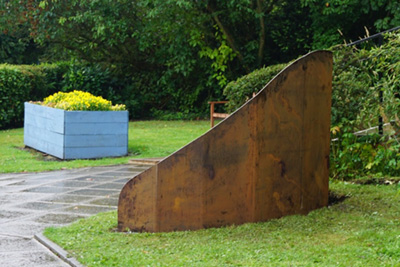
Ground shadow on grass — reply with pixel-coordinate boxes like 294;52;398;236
328;190;348;206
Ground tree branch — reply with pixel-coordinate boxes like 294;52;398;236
207;3;250;73
256;0;266;67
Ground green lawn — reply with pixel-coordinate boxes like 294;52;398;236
44;180;400;266
0;120;211;173
4;120;400;265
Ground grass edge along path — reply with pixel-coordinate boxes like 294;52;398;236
0;120;211;173
44;181;400;266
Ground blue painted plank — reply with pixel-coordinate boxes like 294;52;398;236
24;128;64;159
64;123;128;135
24;102;65;121
64;134;128;147
64;146;128;159
65;111;128;123
24;124;64;144
24;124;64;154
24;136;64;158
24;112;65;134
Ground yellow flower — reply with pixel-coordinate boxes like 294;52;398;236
42;90;126;111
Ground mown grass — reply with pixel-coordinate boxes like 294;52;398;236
44;181;400;266
0;120;211;173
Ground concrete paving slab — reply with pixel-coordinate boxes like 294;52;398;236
33;213;87;225
41;195;93;204
68;188;119;197
0;193;50;207
88;197;119;207
90;182;124;190
22;186;76;194
0;221;53;238
50;180;95;188
0;164;148;266
0;210;34;224
61;205;115;215
0;250;70;267
71;175;123;182
95;171;137;178
15;201;70;211
0;235;38;252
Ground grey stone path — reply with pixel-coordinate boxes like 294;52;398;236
0;164;149;266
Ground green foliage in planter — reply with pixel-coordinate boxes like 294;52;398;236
42;90;126;111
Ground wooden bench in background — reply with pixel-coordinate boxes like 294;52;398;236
208;101;229;127
209;93;256;127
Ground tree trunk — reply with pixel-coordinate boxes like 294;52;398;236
207;3;250;73
256;0;266;68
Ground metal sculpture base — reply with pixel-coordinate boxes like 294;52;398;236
118;51;333;232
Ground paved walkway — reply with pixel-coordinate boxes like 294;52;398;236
0;164;149;266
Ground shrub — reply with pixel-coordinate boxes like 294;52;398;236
58;62;146;118
60;63;119;101
222;31;400;179
0;65;32;129
223;63;286;112
0;63;62;129
330;131;400;180
42;90;126;111
329;32;400;179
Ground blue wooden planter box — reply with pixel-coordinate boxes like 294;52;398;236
24;102;129;159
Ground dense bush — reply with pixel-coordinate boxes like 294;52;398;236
0;65;31;129
330;32;400;179
331;131;400;179
58;63;159;119
0;64;63;129
223;63;286;112
0;60;208;128
223;32;400;179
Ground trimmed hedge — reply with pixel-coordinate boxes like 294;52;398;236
0;64;64;129
223;63;286;112
0;62;131;129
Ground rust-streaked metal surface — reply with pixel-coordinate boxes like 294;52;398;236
118;51;333;232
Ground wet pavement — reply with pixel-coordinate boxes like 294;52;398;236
0;164;149;266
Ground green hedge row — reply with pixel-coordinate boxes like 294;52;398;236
0;64;67;129
0;62;142;129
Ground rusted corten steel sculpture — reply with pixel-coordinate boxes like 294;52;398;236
118;50;333;232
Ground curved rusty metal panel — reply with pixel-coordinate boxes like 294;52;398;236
118;50;333;232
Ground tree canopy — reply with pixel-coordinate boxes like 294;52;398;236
1;0;399;116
